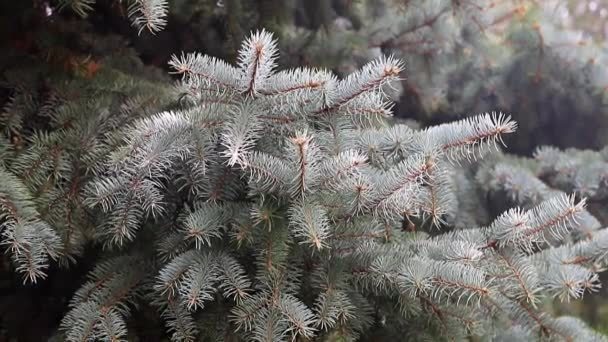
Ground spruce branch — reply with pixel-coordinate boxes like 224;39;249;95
286;130;321;197
217;254;252;303
317;150;367;190
542;264;600;302
263;68;336;98
277;293;317;339
0;166;62;283
180;203;225;249
155;250;200;298
221;102;262;166
179;256;218;311
240;152;292;194
57;0;95;17
169;52;242;94
421;112;517;162
157;296;199;342
316;56;404;115
430;261;491;306
494;248;542;307
237;30;279;97
490;194;585;252
371;153;433;217
128;0;169;35
289;199;331;251
61;256;147;342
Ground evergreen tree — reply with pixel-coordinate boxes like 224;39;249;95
2;27;607;341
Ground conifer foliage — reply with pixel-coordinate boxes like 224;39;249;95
58;0;169;34
2;29;608;341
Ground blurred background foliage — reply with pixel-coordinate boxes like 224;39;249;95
557;0;608;40
2;0;608;340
